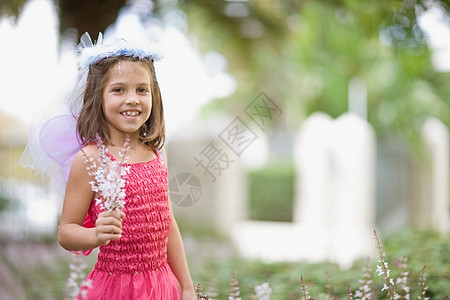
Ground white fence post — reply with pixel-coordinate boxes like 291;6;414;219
293;112;333;227
419;117;450;233
293;112;334;261
327;113;376;265
293;112;376;265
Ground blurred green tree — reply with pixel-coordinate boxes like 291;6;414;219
180;0;450;155
1;0;448;154
0;0;125;40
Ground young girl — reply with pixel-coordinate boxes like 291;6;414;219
25;32;196;300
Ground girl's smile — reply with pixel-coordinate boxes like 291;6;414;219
120;110;141;117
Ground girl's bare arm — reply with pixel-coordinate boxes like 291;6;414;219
58;149;124;251
167;216;196;298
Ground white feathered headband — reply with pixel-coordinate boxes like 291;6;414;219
77;32;164;73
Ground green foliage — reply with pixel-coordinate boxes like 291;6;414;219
189;229;449;299
0;178;19;212
183;0;450;158
247;159;295;222
381;229;450;299
0;194;10;211
0;0;28;19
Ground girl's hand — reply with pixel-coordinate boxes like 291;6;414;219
94;210;125;246
181;288;196;300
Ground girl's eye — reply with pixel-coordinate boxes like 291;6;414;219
137;87;149;93
113;87;124;93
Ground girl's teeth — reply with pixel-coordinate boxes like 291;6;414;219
122;111;139;116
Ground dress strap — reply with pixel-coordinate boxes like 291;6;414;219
156;148;164;165
104;148;117;161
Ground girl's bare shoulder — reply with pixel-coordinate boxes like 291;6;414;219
80;144;100;157
71;144;100;170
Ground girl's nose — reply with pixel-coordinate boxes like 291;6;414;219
125;96;139;105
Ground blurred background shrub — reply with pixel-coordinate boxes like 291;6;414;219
247;159;295;222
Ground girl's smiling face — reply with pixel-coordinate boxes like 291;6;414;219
102;60;152;142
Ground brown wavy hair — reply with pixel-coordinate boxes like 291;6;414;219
76;56;165;150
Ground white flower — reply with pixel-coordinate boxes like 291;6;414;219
83;135;130;212
376;265;384;276
255;282;272;300
66;254;91;300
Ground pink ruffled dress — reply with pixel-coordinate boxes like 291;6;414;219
79;150;180;300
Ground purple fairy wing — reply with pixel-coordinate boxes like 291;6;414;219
40;114;81;180
20;113;82;195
